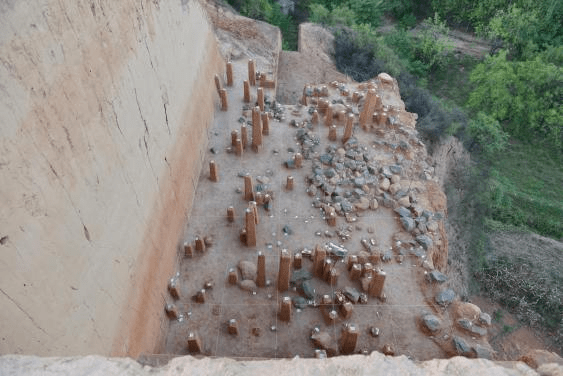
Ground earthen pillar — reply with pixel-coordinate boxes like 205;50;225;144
226;62;234;86
227;206;235;223
252;106;262;152
209;160;218;182
325;104;333;127
279;296;292;322
257;87;264;111
278;249;291;292
187;332;202;353
286;175;294;190
243;80;251;103
342;113;354;143
244;175;254;201
313;245;327;278
328;125;337;141
261;112;270;135
339;324;359;355
241;124;248;149
245;208;257;247
257;251;266;287
359;89;376;129
220;88;228;111
248;59;256;86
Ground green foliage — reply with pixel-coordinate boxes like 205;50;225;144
238;0;273;20
414;13;453;71
467;112;508;156
229;0;298;50
348;0;386;27
468;50;563;149
480;5;542;58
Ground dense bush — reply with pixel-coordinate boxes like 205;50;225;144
468;50;563;150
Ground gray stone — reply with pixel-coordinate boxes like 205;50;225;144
343;287;360;303
400;217;415;232
472;345;492;359
395;206;411;218
435;289;455;306
457;318;472;331
282;225;293;235
389;165;402;174
422;314;441;333
478;312;492;327
427;270;447;283
285;159;296;169
324;168;337;178
416;235;433;250
301;280;316;299
381;250;393;262
380;167;392;178
470;325;488;337
238;261;257;281
453;336;472;355
290;269;312;284
341;200;354;213
239;280;257;292
320;154;332;164
292;296;308;309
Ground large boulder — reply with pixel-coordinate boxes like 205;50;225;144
238;260;257;281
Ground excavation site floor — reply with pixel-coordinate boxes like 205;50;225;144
155;53;492;361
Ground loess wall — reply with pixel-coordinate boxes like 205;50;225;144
0;0;223;356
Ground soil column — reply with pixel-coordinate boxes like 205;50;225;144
248;59;256;86
339;324;359;355
313;245;327;278
279;296;292;322
257;251;266;287
226;62;234;86
252;106;262;152
245;208;257;247
278;249;291;292
359;89;376;129
342;113;354;143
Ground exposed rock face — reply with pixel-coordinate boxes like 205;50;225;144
1;353;562;376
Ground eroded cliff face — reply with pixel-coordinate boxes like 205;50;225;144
0;0;224;356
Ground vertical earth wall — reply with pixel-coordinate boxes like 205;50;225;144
0;0;223;356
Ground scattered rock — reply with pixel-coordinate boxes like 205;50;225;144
343;286;360;303
478;312;492;327
457;318;473;331
292;296;308;309
453;336;472;356
389;183;401;195
238;261;257;281
400;217;415;232
380;178;390;191
239;280;257;292
472;344;492;359
421;314;442;333
426;270;447;283
397;196;410;207
382;343;395;356
311;331;336;356
416;235;433;250
435;289;456;307
395;206;411;218
301;280;316;299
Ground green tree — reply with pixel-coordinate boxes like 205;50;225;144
468;50;563;149
467;112;508;156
